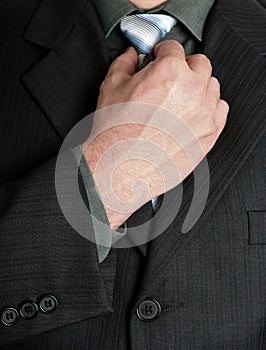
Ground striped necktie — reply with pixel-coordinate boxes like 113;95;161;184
121;14;176;211
121;13;177;70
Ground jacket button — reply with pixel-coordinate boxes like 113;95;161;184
0;307;19;327
136;298;161;321
19;300;38;320
38;295;58;314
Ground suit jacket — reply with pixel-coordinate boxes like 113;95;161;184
0;0;265;348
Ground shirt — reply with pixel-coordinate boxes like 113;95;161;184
78;0;215;263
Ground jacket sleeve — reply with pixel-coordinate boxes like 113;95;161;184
0;151;112;346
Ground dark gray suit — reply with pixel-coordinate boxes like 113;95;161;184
0;0;265;348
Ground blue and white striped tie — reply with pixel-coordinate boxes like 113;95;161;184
121;14;177;211
121;14;177;70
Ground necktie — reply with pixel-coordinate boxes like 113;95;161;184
120;13;177;70
121;13;176;211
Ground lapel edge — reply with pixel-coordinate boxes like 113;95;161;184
23;0;88;49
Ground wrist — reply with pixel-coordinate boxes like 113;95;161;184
81;138;135;229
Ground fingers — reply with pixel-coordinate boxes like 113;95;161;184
215;99;229;135
207;76;228;135
207;77;221;101
153;40;186;62
186;54;212;87
100;47;139;93
107;47;139;77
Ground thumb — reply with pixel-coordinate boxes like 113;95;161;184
107;47;139;77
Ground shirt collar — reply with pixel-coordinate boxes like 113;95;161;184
91;0;215;41
164;0;215;41
92;0;136;37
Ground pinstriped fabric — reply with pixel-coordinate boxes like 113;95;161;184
0;0;265;348
120;14;176;69
0;1;113;346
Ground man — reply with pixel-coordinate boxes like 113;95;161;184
0;0;265;349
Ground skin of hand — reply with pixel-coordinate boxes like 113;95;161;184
82;41;229;229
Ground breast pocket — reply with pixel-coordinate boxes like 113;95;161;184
248;211;266;245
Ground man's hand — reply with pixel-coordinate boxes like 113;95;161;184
82;41;229;229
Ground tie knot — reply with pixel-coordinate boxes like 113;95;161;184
121;14;177;55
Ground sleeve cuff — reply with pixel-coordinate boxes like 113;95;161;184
71;146;127;263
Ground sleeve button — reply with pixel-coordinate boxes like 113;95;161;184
0;307;19;327
38;295;58;314
19;300;38;320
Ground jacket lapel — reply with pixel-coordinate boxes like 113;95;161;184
23;0;88;49
140;0;265;295
22;0;110;139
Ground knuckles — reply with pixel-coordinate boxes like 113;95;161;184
166;40;185;53
192;54;212;71
113;55;130;67
201;116;217;137
100;73;119;91
208;77;221;101
193;53;211;65
152;55;183;81
155;40;185;55
210;77;220;90
219;99;230;115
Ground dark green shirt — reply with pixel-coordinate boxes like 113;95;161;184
79;0;215;263
92;0;215;58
